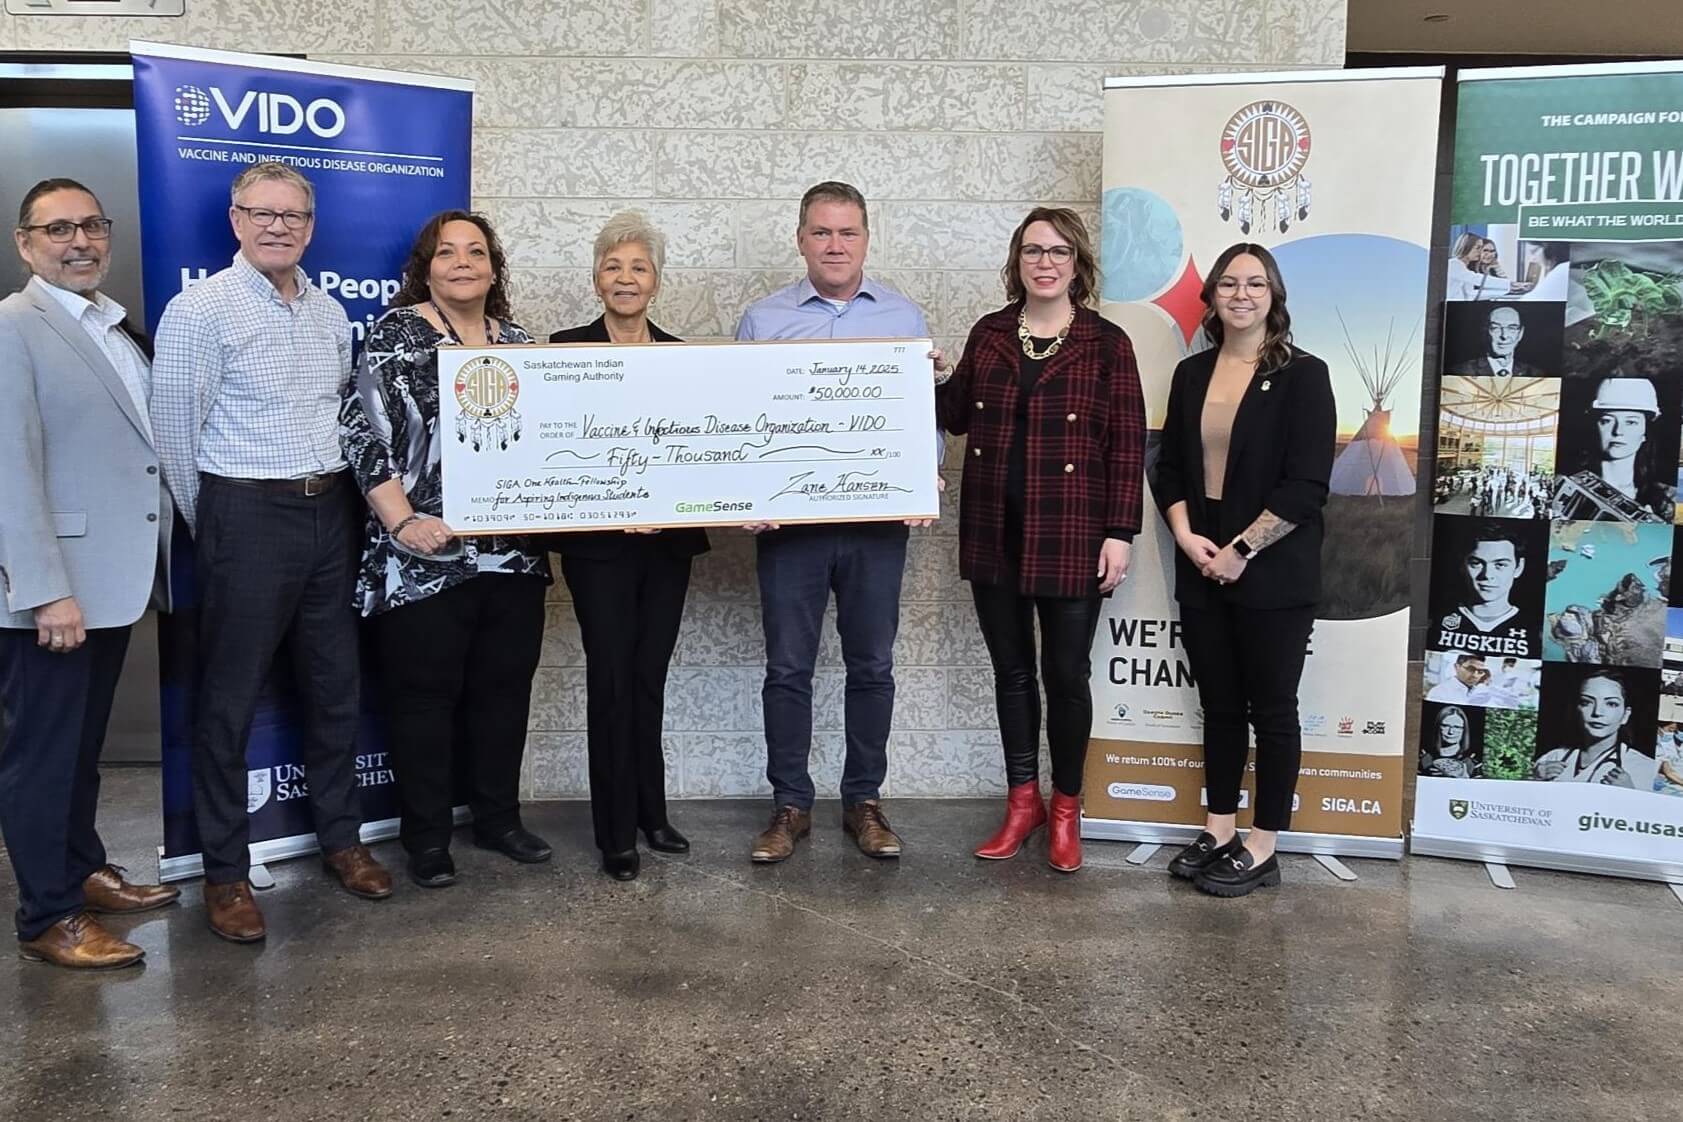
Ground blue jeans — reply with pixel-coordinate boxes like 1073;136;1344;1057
757;523;908;809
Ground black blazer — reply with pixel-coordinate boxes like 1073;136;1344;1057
545;316;710;562
1153;346;1335;610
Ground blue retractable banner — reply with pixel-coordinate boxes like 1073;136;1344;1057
129;41;473;878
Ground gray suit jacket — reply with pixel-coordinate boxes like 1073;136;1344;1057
0;281;174;630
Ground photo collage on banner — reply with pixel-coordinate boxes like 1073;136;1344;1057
1086;68;1443;854
1414;62;1683;881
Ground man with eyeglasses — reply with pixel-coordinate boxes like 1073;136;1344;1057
153;161;392;945
0;178;180;969
1448;305;1543;378
733;181;946;864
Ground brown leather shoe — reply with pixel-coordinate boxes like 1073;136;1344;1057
323;844;394;900
750;805;812;863
18;912;144;970
83;864;181;915
843;800;902;858
205;881;266;943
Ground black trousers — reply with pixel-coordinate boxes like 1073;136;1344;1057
970;583;1102;797
192;474;363;883
563;549;691;853
371;574;546;853
1179;597;1316;832
0;626;129;940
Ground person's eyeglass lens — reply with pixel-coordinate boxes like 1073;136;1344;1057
1020;244;1075;264
26;218;114;243
236;206;312;230
1216;277;1270;297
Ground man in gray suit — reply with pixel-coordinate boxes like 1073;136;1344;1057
0;178;181;969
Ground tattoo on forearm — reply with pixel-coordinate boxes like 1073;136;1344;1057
1240;510;1297;552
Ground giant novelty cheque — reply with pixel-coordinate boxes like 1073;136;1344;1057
439;339;941;532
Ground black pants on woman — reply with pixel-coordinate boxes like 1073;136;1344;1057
562;549;692;854
971;583;1103;797
1178;597;1315;833
371;574;547;853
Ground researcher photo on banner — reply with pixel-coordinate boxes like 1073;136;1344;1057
1433;375;1558;518
1443;300;1565;378
1427;515;1547;660
1562;240;1683;378
1419;701;1486;778
1551;373;1680;523
1423;650;1541;710
1533;663;1660;788
1543;520;1670;668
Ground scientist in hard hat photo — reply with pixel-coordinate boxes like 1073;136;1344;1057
1552;374;1679;523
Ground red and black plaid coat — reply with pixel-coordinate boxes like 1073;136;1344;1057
937;304;1146;599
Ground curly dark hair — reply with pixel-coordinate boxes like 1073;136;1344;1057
393;209;512;322
1199;242;1294;374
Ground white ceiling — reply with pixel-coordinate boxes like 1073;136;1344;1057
1348;0;1683;57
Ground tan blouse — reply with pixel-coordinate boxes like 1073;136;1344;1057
1201;397;1239;500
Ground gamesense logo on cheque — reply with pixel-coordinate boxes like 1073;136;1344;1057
675;500;754;514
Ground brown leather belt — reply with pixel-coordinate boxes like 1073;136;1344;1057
204;470;346;497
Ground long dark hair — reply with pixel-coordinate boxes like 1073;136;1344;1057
1199;242;1293;373
1561;389;1669;520
394;209;512;321
1002;206;1098;307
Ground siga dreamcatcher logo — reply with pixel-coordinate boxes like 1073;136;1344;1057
1218;100;1313;234
454;355;523;451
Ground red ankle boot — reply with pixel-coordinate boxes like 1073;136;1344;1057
975;780;1047;860
1048;790;1082;873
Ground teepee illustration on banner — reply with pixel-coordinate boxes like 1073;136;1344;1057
1328;309;1417;499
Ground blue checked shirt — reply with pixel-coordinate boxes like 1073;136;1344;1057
735;274;944;465
152;253;352;533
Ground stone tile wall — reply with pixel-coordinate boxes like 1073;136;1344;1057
0;0;1347;799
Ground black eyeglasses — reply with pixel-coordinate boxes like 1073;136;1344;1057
1019;244;1075;264
20;218;114;243
234;205;314;230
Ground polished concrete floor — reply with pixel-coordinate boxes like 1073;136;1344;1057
1;770;1679;1121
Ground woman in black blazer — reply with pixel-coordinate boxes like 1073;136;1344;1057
1153;243;1336;897
550;212;708;882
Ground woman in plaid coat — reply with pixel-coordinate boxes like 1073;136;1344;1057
935;207;1146;873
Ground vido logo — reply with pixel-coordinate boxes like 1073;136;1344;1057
174;83;347;139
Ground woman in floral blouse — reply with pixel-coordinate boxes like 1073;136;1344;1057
340;209;552;890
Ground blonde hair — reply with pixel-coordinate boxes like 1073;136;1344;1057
230;161;316;210
593;211;666;281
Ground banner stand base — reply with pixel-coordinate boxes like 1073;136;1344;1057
1412;834;1683;886
1080;816;1403;860
1668;884;1683;909
1125;843;1161;866
1484;862;1516;890
248;864;277;891
1314;854;1359;881
158;807;471;883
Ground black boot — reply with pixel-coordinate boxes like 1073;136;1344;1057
408;848;456;888
1194;848;1281;897
1168;832;1242;880
602;848;640;881
643;824;690;853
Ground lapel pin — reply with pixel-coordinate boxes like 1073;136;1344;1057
1261;379;1272;391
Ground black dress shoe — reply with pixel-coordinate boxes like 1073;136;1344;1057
1167;831;1243;880
602;848;640;881
1194;849;1281;897
408;849;456;889
473;827;553;864
643;824;690;853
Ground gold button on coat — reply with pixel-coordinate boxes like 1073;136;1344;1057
974;447;983;457
1066;413;1077;422
1064;463;1075;473
975;401;985;410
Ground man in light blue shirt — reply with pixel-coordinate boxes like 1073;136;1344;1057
735;181;937;865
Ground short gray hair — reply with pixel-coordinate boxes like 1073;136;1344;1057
230;161;316;210
593;211;666;279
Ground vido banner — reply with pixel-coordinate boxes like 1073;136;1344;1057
1413;60;1683;883
130;42;473;879
1085;68;1443;857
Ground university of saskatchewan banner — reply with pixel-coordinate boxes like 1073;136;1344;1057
1086;68;1443;855
1412;61;1683;883
130;42;472;878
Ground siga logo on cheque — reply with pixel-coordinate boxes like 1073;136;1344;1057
455;356;524;452
174;84;348;138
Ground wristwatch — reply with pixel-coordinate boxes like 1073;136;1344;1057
1232;536;1256;560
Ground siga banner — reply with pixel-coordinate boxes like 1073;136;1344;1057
130;42;473;879
1413;61;1683;884
1085;68;1443;857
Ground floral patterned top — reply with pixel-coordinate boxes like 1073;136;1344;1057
340;306;551;617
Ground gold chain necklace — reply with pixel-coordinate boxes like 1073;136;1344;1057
1018;306;1075;360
